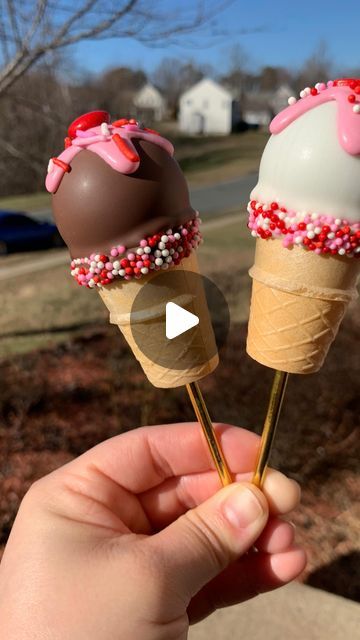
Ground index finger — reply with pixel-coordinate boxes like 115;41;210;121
63;422;260;493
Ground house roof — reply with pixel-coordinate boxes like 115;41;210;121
180;78;232;102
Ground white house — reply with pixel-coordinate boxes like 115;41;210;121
133;83;166;122
179;78;239;135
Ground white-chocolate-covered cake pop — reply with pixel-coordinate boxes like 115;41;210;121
246;79;360;374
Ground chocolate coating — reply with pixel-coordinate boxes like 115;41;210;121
52;139;195;258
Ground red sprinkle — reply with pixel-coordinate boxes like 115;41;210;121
112;133;140;163
52;158;71;173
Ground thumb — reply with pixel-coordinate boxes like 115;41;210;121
148;482;268;599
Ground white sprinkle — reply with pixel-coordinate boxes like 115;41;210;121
90;261;97;268
355;247;360;253
327;232;335;239
162;249;170;257
95;255;100;262
101;122;110;136
288;96;297;105
70;269;76;276
155;258;163;266
306;223;314;230
161;235;169;243
136;247;144;255
97;283;102;288
154;249;162;257
119;269;126;276
314;227;321;234
251;230;257;237
353;104;360;113
335;218;341;225
113;260;120;270
144;246;151;254
338;248;346;255
295;236;303;244
170;248;175;255
300;90;307;99
141;267;149;274
165;256;173;263
158;242;166;250
161;263;169;269
307;231;315;239
304;87;311;95
174;233;181;240
311;213;318;220
112;269;119;276
278;211;286;220
88;279;95;287
178;246;183;252
97;261;104;269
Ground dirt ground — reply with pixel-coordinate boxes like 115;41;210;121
0;264;359;602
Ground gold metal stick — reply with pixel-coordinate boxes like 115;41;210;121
186;381;232;487
252;370;289;488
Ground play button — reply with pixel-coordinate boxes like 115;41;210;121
125;255;230;372
166;302;199;339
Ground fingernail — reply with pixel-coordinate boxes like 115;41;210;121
223;486;264;529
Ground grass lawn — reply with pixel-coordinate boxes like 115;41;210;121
0;211;254;358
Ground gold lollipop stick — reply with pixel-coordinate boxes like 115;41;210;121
186;381;232;487
252;370;289;488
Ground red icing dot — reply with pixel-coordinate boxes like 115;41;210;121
68;111;110;139
310;88;318;95
348;94;356;103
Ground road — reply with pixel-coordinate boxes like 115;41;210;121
32;173;258;223
0;174;257;279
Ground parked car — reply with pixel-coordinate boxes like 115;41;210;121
0;211;64;255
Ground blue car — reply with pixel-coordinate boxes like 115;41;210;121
0;211;64;255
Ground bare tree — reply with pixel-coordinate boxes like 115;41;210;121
296;41;333;91
0;0;235;97
153;58;213;118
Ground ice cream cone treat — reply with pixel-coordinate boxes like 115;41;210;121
45;111;218;387
246;79;360;374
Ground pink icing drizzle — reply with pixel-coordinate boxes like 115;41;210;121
270;84;360;156
45;122;174;193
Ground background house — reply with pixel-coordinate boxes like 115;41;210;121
133;83;166;122
179;78;240;135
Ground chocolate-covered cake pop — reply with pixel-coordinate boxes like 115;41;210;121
46;112;196;260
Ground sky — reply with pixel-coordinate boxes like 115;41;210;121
71;0;360;78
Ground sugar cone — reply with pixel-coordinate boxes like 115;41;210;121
247;239;360;374
98;251;219;388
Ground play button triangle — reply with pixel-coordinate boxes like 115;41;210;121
165;302;199;340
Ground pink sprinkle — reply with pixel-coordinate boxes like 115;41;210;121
140;239;147;247
107;272;114;279
181;229;188;236
327;80;334;87
315;248;321;254
105;262;113;270
124;275;132;280
117;245;126;254
335;238;343;246
127;252;135;260
136;260;143;268
110;248;118;257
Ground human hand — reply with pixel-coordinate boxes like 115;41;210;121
0;422;305;640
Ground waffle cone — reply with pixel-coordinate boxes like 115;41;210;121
247;239;360;374
98;251;218;388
